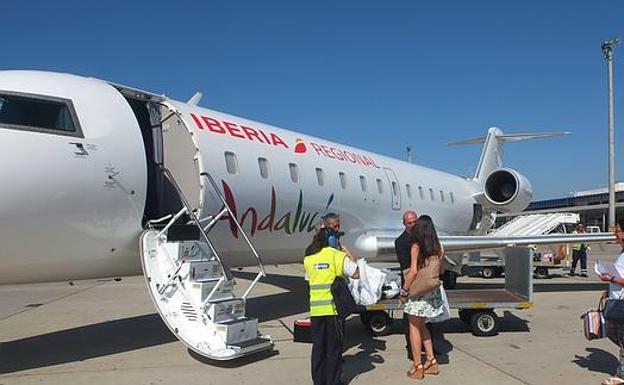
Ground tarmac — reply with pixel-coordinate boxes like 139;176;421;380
0;250;622;385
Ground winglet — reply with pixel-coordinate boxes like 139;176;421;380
187;92;203;106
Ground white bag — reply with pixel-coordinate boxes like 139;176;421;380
428;285;451;323
348;259;386;306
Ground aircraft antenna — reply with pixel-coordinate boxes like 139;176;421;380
406;146;412;163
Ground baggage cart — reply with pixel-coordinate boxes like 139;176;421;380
463;249;570;279
359;247;533;337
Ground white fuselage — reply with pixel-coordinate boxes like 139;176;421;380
0;71;481;284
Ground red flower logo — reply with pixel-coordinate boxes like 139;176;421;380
294;138;307;154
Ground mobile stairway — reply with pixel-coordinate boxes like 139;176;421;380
140;170;273;360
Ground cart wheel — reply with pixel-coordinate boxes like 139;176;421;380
458;309;474;325
534;267;549;279
470;310;499;336
482;267;495;279
365;311;392;336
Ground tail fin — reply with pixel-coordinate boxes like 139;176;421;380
448;127;570;182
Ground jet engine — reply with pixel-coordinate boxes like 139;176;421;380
483;168;532;213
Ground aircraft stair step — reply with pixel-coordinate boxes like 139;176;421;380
216;317;262;345
228;336;273;354
207;297;246;323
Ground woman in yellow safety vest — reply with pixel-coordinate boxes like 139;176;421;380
303;227;359;385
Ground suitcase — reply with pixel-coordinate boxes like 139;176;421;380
293;319;312;343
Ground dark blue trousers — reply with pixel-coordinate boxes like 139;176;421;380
311;315;343;385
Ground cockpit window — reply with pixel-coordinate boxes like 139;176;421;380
0;92;82;137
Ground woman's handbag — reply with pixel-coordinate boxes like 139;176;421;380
581;292;606;340
409;255;443;297
428;286;451;323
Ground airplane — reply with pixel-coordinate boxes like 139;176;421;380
0;70;614;360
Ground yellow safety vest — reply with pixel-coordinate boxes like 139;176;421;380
303;247;347;317
571;230;583;251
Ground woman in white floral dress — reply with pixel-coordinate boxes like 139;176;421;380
400;215;444;380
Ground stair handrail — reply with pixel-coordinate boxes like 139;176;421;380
201;171;266;299
160;166;233;283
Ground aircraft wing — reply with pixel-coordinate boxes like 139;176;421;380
355;231;617;256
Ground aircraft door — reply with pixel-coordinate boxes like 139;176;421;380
383;168;401;210
159;102;202;211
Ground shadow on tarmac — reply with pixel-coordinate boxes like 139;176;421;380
233;271;309;322
0;271;585;374
573;347;619;375
0;313;176;374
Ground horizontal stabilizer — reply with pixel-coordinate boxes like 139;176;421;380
447;127;570;181
448;131;570;146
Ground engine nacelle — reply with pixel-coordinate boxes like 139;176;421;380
483;168;533;213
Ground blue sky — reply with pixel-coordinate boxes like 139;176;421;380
2;1;622;199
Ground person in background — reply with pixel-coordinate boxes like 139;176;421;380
323;213;343;249
599;219;624;385
570;224;589;277
395;210;418;360
304;213;343;257
304;228;360;385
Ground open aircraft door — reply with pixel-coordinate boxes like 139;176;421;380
383;167;401;210
138;101;273;361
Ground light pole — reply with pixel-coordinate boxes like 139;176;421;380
602;37;620;230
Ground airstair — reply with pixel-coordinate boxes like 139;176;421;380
490;213;579;237
139;107;273;360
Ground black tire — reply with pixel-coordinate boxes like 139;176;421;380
534;267;549;279
494;267;505;277
482;267;495;279
364;311;392;336
470;310;499;336
458;309;474;325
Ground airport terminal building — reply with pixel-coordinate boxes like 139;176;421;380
497;182;624;231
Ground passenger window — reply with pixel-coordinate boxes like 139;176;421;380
392;181;398;196
360;175;367;192
450;192;455;204
406;184;412;198
316;168;324;186
376;178;384;194
0;92;81;136
258;157;269;179
225;152;238;174
429;188;435;201
418;186;424;200
440;190;445;202
289;163;299;183
339;172;347;189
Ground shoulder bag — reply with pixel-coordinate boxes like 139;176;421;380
330;254;357;320
581;291;606;340
409;254;442;297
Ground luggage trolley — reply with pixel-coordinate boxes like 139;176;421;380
463;251;570;280
359;247;534;337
